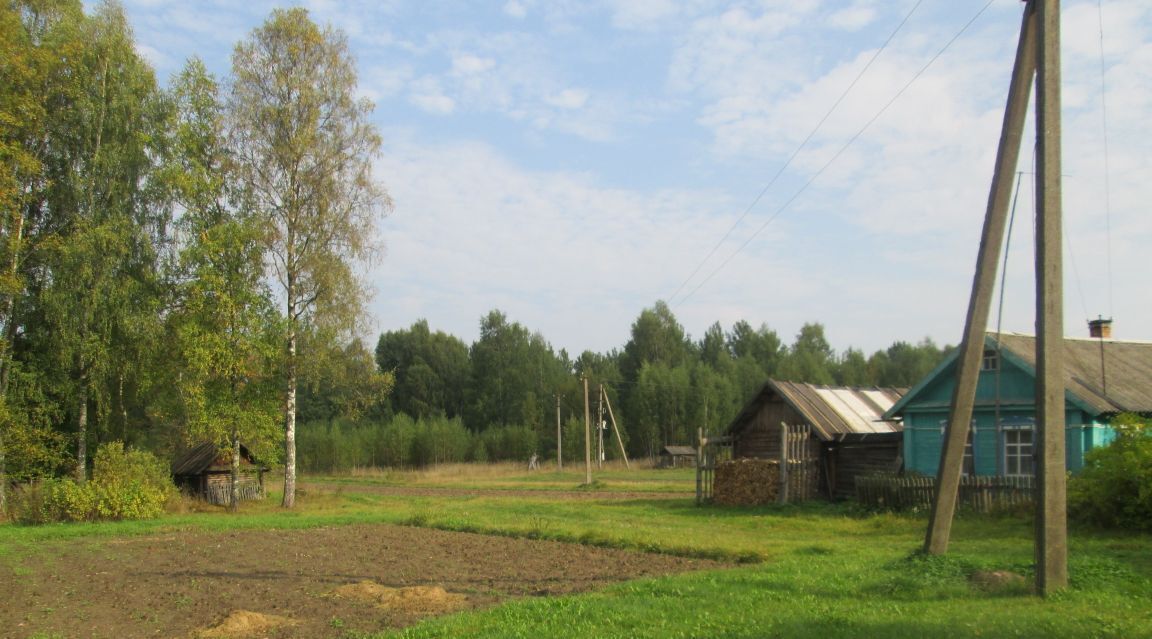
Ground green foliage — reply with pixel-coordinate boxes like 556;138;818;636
1069;413;1152;531
479;424;538;462
10;442;175;523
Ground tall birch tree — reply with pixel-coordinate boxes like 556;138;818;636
229;8;387;507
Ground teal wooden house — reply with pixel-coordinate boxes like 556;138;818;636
883;331;1152;478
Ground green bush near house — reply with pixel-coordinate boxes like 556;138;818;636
1069;413;1152;531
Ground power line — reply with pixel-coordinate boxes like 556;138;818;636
666;0;927;306
674;0;997;308
1096;0;1114;317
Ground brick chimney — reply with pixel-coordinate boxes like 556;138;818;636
1088;317;1113;339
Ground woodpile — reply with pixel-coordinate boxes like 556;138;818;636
713;459;779;505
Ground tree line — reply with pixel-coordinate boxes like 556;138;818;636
0;1;952;505
365;302;951;465
0;1;387;511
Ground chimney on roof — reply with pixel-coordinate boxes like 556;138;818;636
1088;317;1113;339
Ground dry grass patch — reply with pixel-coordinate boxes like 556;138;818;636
334;581;468;617
197;610;296;637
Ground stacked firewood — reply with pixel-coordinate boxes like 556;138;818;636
712;458;779;505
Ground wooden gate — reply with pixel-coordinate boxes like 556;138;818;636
695;429;732;505
778;423;818;503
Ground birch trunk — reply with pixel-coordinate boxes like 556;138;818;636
282;322;297;508
231;424;241;513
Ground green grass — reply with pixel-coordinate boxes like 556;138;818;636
3;465;1150;638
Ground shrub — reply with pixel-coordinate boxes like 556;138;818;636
9;442;175;524
1069;414;1152;531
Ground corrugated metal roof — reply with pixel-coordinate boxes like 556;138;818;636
728;380;905;441
991;332;1152;414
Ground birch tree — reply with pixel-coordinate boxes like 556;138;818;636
229;8;388;507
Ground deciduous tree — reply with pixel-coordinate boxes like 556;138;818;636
229;8;389;507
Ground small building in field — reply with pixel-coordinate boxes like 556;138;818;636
660;445;697;468
172;442;267;505
725;380;905;499
884;331;1152;478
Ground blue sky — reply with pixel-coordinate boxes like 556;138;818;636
112;0;1151;355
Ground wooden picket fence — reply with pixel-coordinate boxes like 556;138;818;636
695;430;732;505
203;481;264;506
856;473;1035;513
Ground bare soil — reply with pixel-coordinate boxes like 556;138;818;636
1;521;725;639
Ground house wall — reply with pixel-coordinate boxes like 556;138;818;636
901;357;1115;476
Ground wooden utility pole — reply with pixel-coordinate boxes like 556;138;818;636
583;376;592;485
1035;0;1068;594
925;0;1036;555
555;394;562;471
597;385;605;469
926;0;1067;595
603;387;630;468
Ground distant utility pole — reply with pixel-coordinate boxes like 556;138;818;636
597;384;605;469
555;394;562;471
603;386;630;468
583;376;592;485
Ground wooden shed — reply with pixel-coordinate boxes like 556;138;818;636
725;380;905;499
172;442;267;505
660;445;697;468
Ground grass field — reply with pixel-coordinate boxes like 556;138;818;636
3;464;1150;638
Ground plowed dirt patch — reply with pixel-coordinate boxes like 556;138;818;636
1;522;726;638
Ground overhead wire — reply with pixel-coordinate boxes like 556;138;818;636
665;0;927;306
675;0;998;307
1095;0;1114;317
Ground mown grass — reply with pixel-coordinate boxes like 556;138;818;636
3;464;1150;638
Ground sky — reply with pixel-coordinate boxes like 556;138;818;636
106;0;1151;356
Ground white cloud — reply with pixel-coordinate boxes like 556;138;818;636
408;77;456;114
544;88;589;110
828;4;876;32
503;1;528;20
451;53;496;75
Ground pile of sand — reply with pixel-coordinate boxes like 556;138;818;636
198;610;296;637
334;581;467;616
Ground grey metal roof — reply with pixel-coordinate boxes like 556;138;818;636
728;380;905;441
991;332;1152;414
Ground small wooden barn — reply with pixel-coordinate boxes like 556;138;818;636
724;380;905;499
172;442;267;505
660;445;697;468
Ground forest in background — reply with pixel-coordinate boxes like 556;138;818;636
305;303;951;472
0;1;952;494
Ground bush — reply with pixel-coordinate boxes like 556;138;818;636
9;442;176;524
1069;414;1152;531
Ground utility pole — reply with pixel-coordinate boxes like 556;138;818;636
555;394;562;471
926;0;1036;556
1034;0;1067;594
925;0;1066;596
597;384;605;469
583;376;592;485
603;386;630;468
